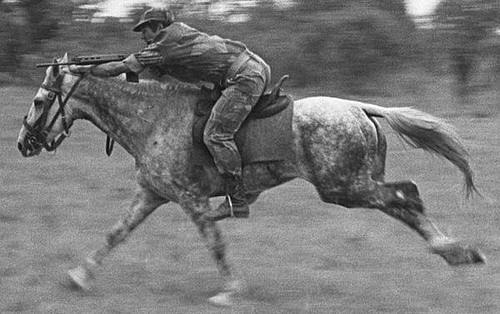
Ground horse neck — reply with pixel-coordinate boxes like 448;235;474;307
70;75;197;158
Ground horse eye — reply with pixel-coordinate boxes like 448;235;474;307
34;99;44;107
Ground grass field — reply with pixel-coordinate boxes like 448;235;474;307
1;82;499;313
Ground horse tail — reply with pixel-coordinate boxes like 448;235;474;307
359;103;478;198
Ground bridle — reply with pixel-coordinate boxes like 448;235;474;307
23;68;84;152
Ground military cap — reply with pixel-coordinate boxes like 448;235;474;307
133;8;175;32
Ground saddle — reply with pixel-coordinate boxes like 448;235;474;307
192;75;294;166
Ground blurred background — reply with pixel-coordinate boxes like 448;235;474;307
0;0;498;104
1;2;499;312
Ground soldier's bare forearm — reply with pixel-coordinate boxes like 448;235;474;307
91;62;130;77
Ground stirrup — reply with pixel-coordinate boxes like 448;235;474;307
225;194;234;217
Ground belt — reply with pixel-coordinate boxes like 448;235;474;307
226;50;252;80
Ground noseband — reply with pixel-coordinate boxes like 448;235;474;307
23;72;84;152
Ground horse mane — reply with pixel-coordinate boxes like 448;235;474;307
86;75;201;101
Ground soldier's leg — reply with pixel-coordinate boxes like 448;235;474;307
203;87;253;176
202;75;266;221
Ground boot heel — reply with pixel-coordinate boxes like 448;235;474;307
233;211;249;218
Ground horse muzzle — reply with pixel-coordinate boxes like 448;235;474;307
18;133;43;157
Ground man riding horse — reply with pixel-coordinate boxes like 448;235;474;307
71;8;271;221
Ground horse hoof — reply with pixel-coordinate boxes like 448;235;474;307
208;292;233;307
208;280;244;307
68;266;93;291
431;242;486;265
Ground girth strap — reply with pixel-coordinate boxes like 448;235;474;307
106;135;115;156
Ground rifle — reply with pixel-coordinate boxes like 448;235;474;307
36;54;139;82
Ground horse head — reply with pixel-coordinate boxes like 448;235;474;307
17;53;84;157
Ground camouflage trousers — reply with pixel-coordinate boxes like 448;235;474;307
203;54;271;178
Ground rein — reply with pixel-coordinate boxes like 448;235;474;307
23;73;84;152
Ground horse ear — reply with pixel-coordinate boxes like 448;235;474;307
61;52;69;63
58;52;72;73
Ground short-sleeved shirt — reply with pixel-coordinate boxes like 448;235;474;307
126;22;248;84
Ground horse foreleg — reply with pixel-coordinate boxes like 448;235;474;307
68;186;166;290
177;193;242;306
375;181;485;265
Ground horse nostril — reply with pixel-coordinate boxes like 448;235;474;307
18;141;28;157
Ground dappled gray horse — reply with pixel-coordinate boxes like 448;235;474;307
17;55;484;306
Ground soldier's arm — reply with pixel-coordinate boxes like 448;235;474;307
131;44;165;69
69;55;134;77
89;54;149;77
70;51;162;78
88;60;132;77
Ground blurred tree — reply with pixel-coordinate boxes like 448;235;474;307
281;0;416;91
0;0;73;73
0;1;24;72
293;0;409;21
434;0;500;98
20;0;59;44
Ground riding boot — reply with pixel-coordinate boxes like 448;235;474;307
203;174;249;221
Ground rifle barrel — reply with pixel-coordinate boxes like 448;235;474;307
36;54;128;68
36;62;76;68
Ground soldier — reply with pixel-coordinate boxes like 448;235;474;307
71;8;271;221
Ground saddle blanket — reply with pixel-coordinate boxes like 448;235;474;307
191;99;295;166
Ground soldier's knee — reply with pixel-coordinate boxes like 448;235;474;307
203;127;232;147
207;133;234;146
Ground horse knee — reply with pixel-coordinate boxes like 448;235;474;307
105;222;130;247
385;180;419;198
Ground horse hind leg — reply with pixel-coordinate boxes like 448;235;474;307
317;179;485;265
379;180;485;265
